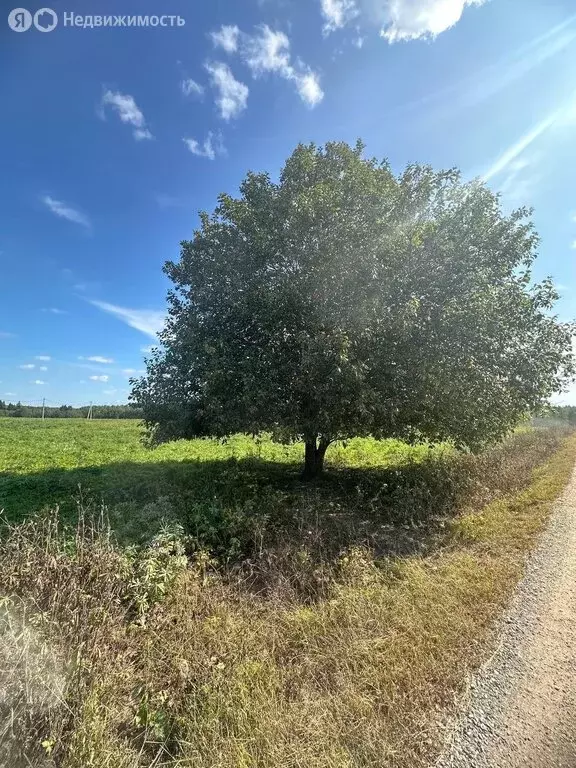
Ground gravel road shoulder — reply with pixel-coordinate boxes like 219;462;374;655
436;463;576;768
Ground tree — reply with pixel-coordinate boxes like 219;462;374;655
131;141;574;478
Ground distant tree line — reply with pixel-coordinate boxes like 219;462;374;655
545;405;576;425
0;402;143;419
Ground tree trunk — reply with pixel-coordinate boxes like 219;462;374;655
302;437;330;480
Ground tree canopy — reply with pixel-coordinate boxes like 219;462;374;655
131;141;574;477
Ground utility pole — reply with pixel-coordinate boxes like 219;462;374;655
41;397;45;421
87;402;93;420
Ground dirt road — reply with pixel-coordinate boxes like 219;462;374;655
437;464;576;767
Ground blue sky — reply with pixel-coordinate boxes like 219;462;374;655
1;0;575;406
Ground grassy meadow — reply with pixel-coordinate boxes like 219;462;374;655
0;418;450;551
0;417;575;767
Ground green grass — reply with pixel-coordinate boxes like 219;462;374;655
0;419;450;545
0;420;573;768
0;418;443;478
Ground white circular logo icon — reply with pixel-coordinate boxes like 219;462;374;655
33;7;57;31
8;7;32;31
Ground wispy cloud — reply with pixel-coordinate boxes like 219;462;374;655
210;24;240;53
89;300;165;339
320;0;358;33
122;368;144;378
33;380;46;385
571;241;576;250
19;364;35;370
181;78;204;98
0;331;16;339
79;355;114;364
42;196;90;229
42;308;68;315
241;25;324;107
208;24;324;108
39;366;48;372
183;132;224;160
35;355;51;361
294;72;324;107
100;89;153;140
90;375;109;383
205;61;249;120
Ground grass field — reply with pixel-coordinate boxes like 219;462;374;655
1;418;574;767
0;418;450;548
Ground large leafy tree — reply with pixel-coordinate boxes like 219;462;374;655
131;141;573;478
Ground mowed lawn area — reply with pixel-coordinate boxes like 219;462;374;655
0;418;447;545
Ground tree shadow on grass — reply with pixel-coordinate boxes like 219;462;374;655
0;453;465;563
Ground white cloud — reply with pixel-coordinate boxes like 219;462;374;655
365;0;486;42
181;79;204;98
90;375;110;383
211;24;240;53
89;299;165;339
571;241;576;250
79;355;114;364
241;26;324;107
320;0;358;33
141;345;155;354
0;331;16;339
103;388;118;395
33;380;46;385
322;0;486;42
42;196;90;229
39;366;48;372
100;90;153;141
183;132;224;160
205;61;249;120
35;355;51;361
294;71;324;107
42;307;67;315
122;368;137;375
244;26;291;74
5;392;16;397
133;128;153;141
19;364;35;370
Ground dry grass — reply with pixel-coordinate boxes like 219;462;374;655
0;429;575;768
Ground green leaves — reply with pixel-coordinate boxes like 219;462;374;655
132;141;574;465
